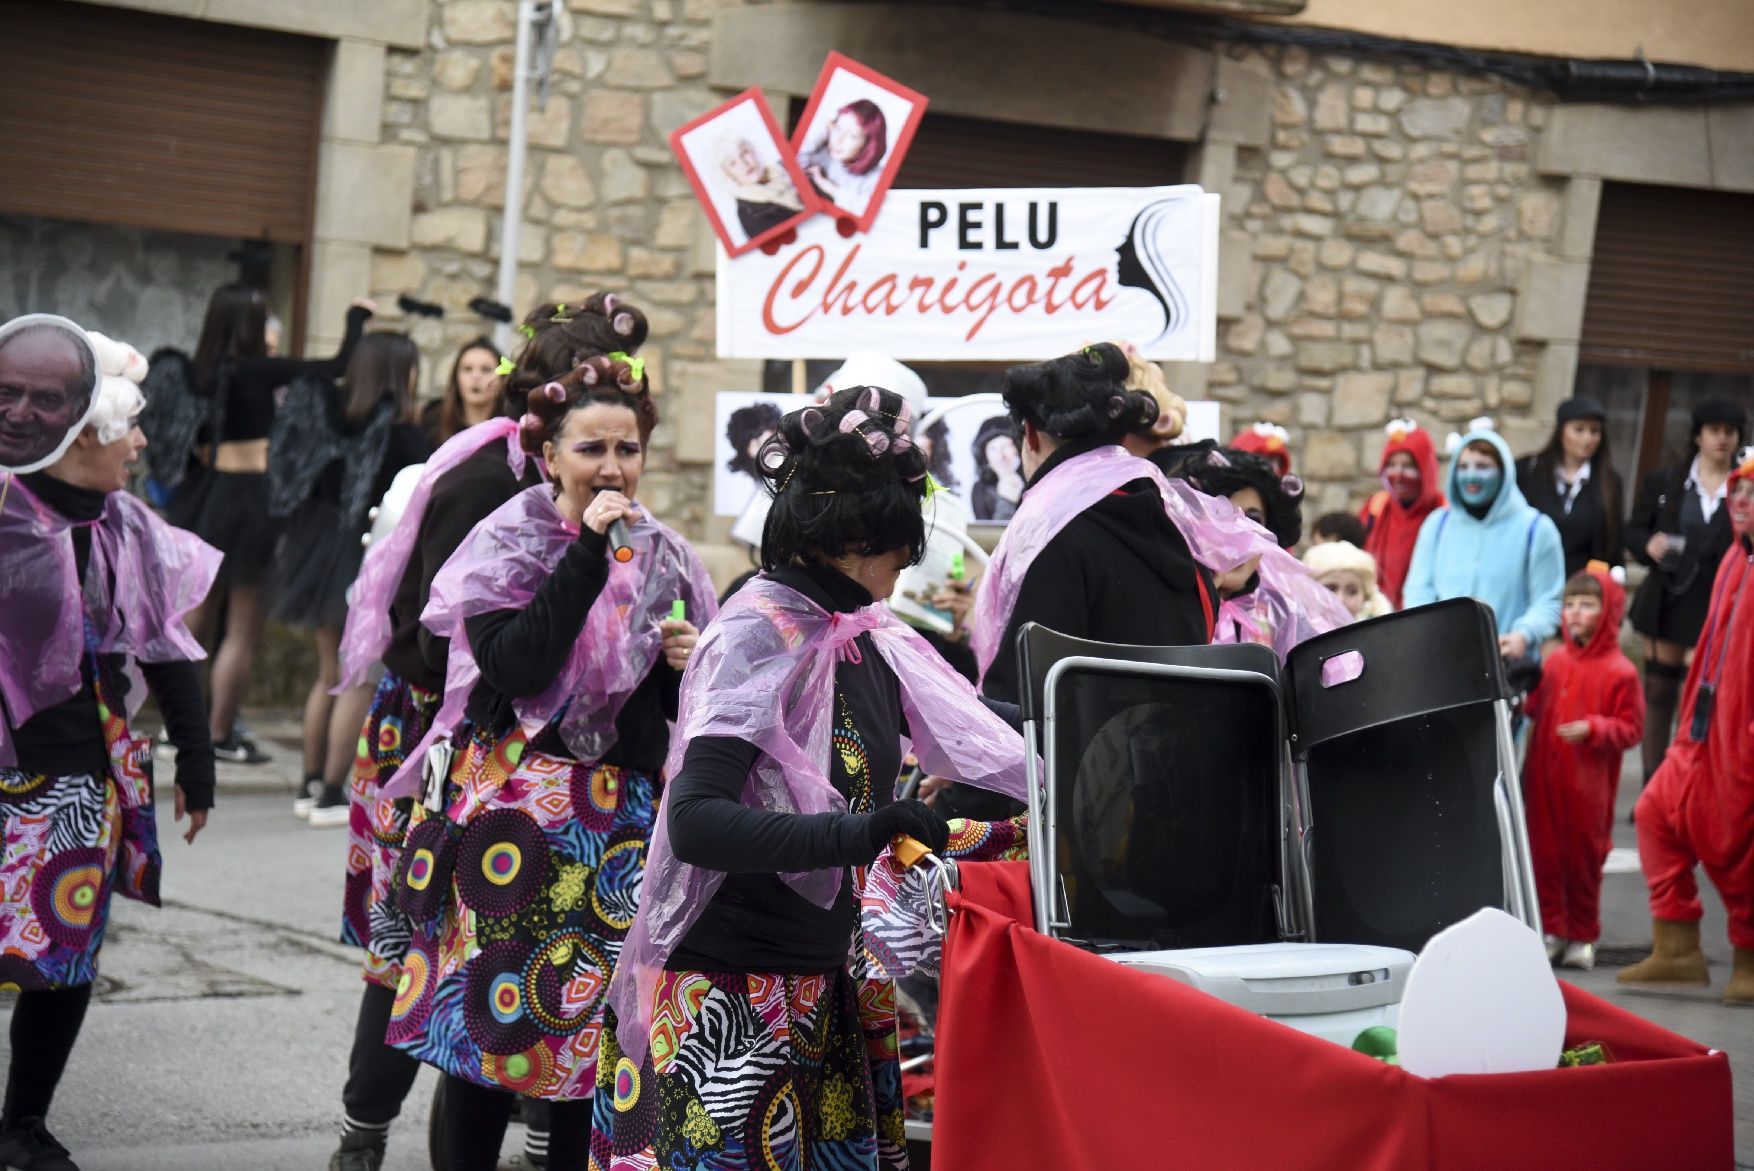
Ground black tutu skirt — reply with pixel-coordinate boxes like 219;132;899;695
175;469;283;587
272;500;365;631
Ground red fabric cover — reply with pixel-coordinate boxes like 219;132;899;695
935;862;1733;1171
1636;538;1754;947
1360;425;1444;608
1522;568;1644;941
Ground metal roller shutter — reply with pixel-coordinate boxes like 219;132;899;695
1579;182;1754;374
0;0;326;244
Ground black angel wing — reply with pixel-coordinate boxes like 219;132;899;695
137;349;211;489
266;375;345;519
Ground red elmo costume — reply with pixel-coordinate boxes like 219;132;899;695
1360;421;1444;608
1522;566;1643;943
1625;453;1754;1002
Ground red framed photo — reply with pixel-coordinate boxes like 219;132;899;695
668;87;819;259
789;52;928;233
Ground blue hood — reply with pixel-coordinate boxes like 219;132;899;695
1447;428;1525;524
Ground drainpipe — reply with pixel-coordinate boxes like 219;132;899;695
494;0;555;354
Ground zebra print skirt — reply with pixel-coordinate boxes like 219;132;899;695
590;969;906;1171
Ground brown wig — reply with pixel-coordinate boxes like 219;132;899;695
502;291;650;419
519;353;657;455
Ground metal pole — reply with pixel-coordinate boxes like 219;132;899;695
494;0;536;355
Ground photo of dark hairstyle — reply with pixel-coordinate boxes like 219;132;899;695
725;400;784;477
757;384;929;572
192;282;268;393
502;291;649;419
1113;198;1192;344
520;352;657;456
836;99;888;176
436;335;502;441
922;416;957;491
1001;342;1157;448
341;332;420;426
1175;447;1305;549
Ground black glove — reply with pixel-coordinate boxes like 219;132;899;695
862;799;951;858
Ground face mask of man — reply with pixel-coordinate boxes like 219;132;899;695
1381;465;1421;503
1455;465;1502;507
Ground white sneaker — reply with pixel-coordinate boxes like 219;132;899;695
293;779;324;820
1543;934;1565;964
1560;941;1596;971
308;803;351;829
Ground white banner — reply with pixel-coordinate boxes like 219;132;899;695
716;185;1218;362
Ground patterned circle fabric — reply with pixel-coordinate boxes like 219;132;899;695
0;770;54;806
387;743;656;1102
0;955;47;993
590;969;906;1171
463;940;544;1055
395;816;458;924
456;808;549;916
391;939;435;1033
31;847;106;950
336;674;438;990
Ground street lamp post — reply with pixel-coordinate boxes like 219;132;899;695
494;0;556;354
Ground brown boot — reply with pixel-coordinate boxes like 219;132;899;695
1616;918;1710;987
1723;948;1754;1005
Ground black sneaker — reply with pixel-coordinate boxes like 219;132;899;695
0;1117;80;1171
213;732;271;765
308;782;351;829
327;1129;384;1171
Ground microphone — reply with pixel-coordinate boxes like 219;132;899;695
606;517;634;563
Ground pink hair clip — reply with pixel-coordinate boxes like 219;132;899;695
839;409;871;434
601;292;619;314
540;381;566;402
799;407;828;440
613;312;635;337
578;364;599;386
519;411;542;431
1107;394;1126;418
758;437;790;473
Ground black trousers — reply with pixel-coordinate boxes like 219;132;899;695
442;1075;589;1171
342;981;422;1127
4;985;93;1125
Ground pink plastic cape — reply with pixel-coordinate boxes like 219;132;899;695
0;475;220;766
336;419;530;691
1213;544;1351;662
969;445;1286;679
609;572;1031;1062
379;485;717;799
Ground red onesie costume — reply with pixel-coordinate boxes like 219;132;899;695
1522;567;1643;944
1622;452;1754;1003
1359;420;1444;609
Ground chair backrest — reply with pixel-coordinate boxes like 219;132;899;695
1285;600;1516;953
1021;623;1288;951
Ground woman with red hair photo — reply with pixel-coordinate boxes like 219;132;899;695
799;98;889;214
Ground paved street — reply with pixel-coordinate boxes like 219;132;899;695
4;717;1751;1169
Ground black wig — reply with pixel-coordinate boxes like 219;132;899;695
1001;342;1158;447
1175;446;1304;549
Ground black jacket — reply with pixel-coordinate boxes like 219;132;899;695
1515;454;1622;578
980;442;1215;708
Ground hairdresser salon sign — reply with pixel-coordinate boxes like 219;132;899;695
717;185;1219;362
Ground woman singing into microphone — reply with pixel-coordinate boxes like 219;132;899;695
379;353;716;1171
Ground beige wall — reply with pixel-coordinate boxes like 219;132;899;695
1129;0;1754;73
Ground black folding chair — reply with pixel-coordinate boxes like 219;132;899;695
1285;598;1540;953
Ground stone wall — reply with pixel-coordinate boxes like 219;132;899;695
1216;43;1566;515
364;0;765;571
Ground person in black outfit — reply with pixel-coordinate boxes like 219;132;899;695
0;360;216;1171
1625;396;1747;780
1515;395;1624;579
174;286;375;764
324;295;649;1171
596;385;1027;1169
271;332;431;824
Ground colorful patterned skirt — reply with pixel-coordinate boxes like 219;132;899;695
592;969;906;1171
0;680;160;991
338;671;440;989
386;727;655;1101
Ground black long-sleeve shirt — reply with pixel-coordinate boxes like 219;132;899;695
383;439;543;693
460;523;679;774
1515;455;1622;578
9;475;215;809
214;305;370;441
666;562;903;974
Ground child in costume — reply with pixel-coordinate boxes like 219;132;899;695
1301;540;1394;621
1360;418;1445;608
1619;449;1754;1004
602;385;1031;1170
0;324;220;1171
321;295;646;1171
379;352;716;1171
1521;565;1644;970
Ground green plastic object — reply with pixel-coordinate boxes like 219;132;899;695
1351;1026;1399;1065
950;550;966;581
670;600;687;623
